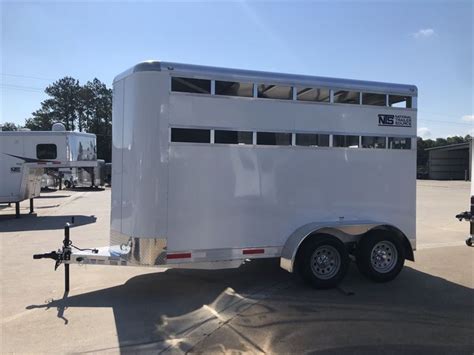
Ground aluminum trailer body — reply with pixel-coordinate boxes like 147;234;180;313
38;61;418;288
0;130;98;215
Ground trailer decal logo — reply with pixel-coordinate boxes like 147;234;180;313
378;114;412;128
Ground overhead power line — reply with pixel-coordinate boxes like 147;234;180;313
1;73;54;81
0;84;45;93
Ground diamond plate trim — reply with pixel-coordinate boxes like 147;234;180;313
110;230;167;266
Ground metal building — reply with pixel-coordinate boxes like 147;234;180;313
426;142;471;180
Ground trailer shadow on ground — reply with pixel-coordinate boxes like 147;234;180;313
65;187;105;192
0;214;96;232
25;258;474;354
36;194;72;199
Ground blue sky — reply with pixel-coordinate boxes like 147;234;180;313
1;0;472;139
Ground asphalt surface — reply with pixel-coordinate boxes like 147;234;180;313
0;182;473;354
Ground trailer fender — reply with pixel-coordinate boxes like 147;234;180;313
280;221;413;273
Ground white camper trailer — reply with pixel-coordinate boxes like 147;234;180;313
35;61;417;289
0;124;97;217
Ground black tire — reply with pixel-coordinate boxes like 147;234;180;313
298;236;349;289
466;237;473;247
64;180;71;189
356;231;405;283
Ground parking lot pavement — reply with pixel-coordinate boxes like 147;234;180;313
0;183;473;354
416;180;471;248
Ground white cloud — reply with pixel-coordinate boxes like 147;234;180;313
413;28;435;39
418;127;432;139
461;115;474;122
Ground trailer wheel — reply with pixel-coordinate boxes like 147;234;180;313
298;236;349;289
356;232;405;282
64;180;71;189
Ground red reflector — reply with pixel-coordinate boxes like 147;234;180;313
243;248;265;255
52;161;61;164
167;253;191;259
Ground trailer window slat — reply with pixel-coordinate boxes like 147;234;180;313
362;136;386;149
257;84;293;100
389;95;412;109
215;81;253;97
171;77;211;94
388;137;411;149
257;132;292;146
171;128;211;143
362;93;386;106
214;130;253;145
295;133;330;147
296;87;330;102
333;135;360;148
333;90;361;105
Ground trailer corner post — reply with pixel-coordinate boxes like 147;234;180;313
15;202;20;218
29;198;34;214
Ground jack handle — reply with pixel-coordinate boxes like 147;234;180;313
456;211;472;221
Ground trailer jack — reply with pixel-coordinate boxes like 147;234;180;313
33;223;72;292
455;211;473;247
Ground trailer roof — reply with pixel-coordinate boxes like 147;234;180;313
114;61;417;96
0;130;95;137
425;142;470;152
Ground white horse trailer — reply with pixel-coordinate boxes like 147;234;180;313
0;126;97;217
35;61;417;289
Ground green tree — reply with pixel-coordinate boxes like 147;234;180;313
81;79;112;162
1;122;19;131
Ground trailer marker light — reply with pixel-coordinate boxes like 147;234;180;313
167;252;192;259
243;248;265;255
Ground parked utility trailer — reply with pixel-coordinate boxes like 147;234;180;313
0;124;98;217
35;61;417;289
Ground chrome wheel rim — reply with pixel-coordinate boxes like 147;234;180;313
371;241;398;273
311;245;341;280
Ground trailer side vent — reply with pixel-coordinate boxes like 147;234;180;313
333;90;360;105
296;87;330;102
171;128;211;143
257;84;293;100
362;93;386;106
388;137;412;150
389;95;412;109
215;81;253;97
257;132;292;146
215;130;253;145
333;135;360;148
362;136;386;149
295;133;330;147
171;77;211;94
